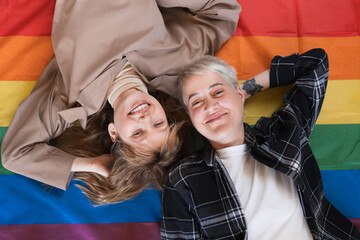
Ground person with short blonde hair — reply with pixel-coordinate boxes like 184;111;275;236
161;49;360;239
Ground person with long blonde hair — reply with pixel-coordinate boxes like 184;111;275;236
1;0;241;204
57;90;186;205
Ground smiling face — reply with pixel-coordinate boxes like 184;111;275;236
108;88;169;151
182;71;245;149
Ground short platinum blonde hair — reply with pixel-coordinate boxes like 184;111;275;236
177;56;238;109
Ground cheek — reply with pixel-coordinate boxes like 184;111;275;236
189;109;203;127
152;99;167;117
113;115;132;140
113;104;126;123
113;112;124;129
155;106;167;119
114;121;126;139
218;97;235;109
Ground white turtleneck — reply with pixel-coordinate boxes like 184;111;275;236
106;61;148;107
217;145;313;240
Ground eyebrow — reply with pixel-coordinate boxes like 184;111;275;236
188;82;224;101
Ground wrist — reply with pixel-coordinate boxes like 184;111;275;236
240;77;264;99
71;157;95;173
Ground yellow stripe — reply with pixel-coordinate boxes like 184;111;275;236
0;81;37;127
318;80;360;124
0;36;53;81
243;80;360;125
216;36;360;80
0;80;359;127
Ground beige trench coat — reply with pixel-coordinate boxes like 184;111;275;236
1;0;241;190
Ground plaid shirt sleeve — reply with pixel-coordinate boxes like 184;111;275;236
252;48;329;176
254;50;360;239
269;48;329;137
161;178;202;240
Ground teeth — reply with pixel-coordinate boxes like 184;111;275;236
130;103;149;113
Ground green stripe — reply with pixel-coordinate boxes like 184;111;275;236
1;124;359;175
0;127;14;175
311;124;360;170
189;124;360;171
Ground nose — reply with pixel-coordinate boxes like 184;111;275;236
139;110;150;119
204;97;218;112
138;105;152;120
138;110;155;130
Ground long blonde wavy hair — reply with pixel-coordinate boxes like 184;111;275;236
56;91;186;205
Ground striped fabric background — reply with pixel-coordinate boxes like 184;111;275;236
0;0;359;239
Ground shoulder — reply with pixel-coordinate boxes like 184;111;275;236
166;150;211;188
252;112;304;148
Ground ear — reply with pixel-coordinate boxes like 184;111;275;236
108;123;117;142
236;84;245;103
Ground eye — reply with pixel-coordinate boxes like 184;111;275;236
213;89;224;96
154;121;164;127
191;99;202;107
132;129;143;137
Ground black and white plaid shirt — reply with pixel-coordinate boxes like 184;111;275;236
161;49;360;239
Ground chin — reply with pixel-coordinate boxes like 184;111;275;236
207;132;229;143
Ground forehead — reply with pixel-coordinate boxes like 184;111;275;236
183;71;230;93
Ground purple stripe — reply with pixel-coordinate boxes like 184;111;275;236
350;219;360;232
0;222;160;240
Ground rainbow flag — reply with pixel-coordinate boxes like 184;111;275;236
0;0;359;239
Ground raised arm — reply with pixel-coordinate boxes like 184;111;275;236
156;0;241;44
1;59;112;190
239;69;270;100
269;48;329;137
129;0;241;98
241;49;328;137
1;59;76;190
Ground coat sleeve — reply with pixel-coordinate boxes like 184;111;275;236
1;58;80;190
127;0;241;98
156;0;241;44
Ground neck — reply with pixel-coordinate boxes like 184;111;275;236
210;129;245;150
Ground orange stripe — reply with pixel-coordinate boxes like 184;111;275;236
1;36;358;82
216;36;360;80
0;36;54;81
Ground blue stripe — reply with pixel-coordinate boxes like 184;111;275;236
1;170;359;225
321;170;360;219
0;175;161;225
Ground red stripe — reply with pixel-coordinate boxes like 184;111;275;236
0;222;160;240
0;0;55;36
1;0;359;37
235;0;360;37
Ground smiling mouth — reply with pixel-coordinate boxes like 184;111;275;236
205;113;227;124
129;103;150;114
